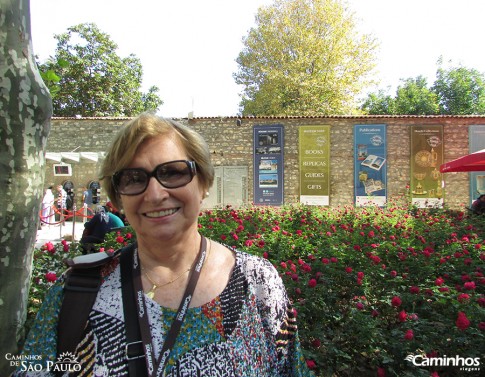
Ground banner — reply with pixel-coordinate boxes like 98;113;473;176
299;126;330;205
253;125;284;205
469;125;485;204
410;125;444;208
354;124;387;206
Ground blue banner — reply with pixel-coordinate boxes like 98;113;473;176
253;125;284;205
354;124;387;206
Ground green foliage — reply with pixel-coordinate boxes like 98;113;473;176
38;23;163;116
29;205;485;376
361;61;485;115
433;63;485;115
234;0;378;116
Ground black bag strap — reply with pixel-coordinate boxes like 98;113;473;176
120;246;148;376
57;248;122;357
57;264;103;356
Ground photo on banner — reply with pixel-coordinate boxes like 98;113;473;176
410;125;444;208
469;125;485;204
253;125;284;205
354;124;387;206
298;125;330;205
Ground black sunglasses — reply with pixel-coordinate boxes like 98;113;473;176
112;160;197;195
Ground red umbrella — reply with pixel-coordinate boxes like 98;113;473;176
440;149;485;173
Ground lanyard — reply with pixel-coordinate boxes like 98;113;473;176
131;236;207;377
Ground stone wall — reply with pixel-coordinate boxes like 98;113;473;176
44;115;484;210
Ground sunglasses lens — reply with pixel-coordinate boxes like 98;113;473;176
114;161;195;195
116;170;149;195
156;161;193;188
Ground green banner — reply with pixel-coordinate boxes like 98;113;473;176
410;125;444;207
299;126;330;205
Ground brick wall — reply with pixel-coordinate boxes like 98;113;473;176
44;116;484;210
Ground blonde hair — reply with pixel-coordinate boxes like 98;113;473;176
100;113;214;209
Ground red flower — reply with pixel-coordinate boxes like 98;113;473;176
244;239;253;247
308;278;317;288
398;310;407;322
44;242;55;254
478;322;485;331
435;277;445;286
311;338;321;348
404;329;414;340
262;252;268;259
220;235;227;241
456;311;470;331
345;266;353;273
377;367;386;377
391;296;402;307
390;270;397;278
306;360;316;369
457;293;470;303
478;297;485;307
463;281;476;290
45;272;57;282
116;236;125;243
356;302;364;310
409;286;420;294
280;261;287;269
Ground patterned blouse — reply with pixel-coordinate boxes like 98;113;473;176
16;250;314;376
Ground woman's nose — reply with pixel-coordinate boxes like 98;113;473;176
143;176;170;201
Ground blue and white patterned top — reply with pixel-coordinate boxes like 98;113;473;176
15;250;314;376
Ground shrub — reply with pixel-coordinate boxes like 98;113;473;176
28;204;485;376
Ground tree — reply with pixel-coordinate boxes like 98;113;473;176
432;64;485;115
39;23;163;117
360;88;395;115
393;76;439;115
234;0;378;116
361;77;440;115
0;0;52;375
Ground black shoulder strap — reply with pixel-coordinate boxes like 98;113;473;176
120;246;148;376
57;248;122;357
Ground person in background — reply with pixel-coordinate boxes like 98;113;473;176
41;186;55;226
16;113;313;376
56;185;67;224
103;204;125;229
471;194;485;214
79;205;111;254
106;200;128;225
82;186;94;210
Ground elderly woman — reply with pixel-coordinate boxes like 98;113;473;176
16;113;313;376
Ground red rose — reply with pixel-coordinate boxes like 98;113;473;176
398;310;407;322
404;329;414;340
308;278;317;288
463;281;476;290
435;277;445;286
409;286;420;294
457;293;470;303
306;360;316;369
45;272;57;282
391;296;402;307
456;311;470;331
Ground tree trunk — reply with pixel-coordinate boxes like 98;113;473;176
0;0;52;374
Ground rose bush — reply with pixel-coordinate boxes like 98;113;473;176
28;204;484;376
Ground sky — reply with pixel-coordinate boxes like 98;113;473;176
29;0;485;118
